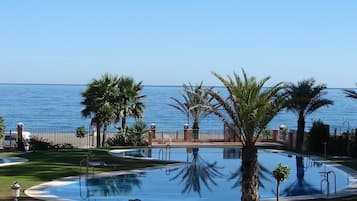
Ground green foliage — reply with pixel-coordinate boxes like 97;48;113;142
308;120;329;154
0;116;5;139
108;120;149;146
273;163;290;183
75;125;88;138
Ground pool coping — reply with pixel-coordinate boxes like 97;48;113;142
24;164;184;201
25;148;357;201
0;157;28;167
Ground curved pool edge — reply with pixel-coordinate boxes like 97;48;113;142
24;164;184;201
262;157;357;201
0;157;28;167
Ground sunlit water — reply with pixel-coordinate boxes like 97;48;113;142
0;84;356;134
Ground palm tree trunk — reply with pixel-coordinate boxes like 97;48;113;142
276;182;280;201
122;116;127;134
296;156;305;186
295;116;305;152
102;125;107;147
241;144;259;201
192;121;199;141
96;125;101;148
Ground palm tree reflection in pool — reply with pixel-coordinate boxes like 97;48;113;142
81;173;143;199
169;148;224;196
228;162;272;192
282;156;320;196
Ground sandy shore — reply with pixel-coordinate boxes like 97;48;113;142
1;132;281;149
1;132;229;149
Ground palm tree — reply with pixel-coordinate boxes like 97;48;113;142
285;79;333;152
169;82;213;140
116;76;146;134
81;73;119;147
204;70;286;201
344;89;357;99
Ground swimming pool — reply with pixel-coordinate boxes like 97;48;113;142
32;148;355;201
0;157;27;167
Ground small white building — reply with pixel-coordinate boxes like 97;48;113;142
3;131;31;149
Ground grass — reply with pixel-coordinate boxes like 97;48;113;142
1;148;357;201
0;149;174;201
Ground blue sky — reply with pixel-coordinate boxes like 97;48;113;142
0;1;356;88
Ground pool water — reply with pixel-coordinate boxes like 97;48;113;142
46;148;353;201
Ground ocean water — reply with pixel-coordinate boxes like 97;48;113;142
0;84;355;134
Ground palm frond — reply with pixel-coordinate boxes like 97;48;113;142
344;89;357;99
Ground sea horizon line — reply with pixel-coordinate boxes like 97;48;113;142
0;82;354;90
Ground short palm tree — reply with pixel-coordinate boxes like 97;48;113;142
169;82;213;140
344;89;357;99
81;73;119;147
285;79;333;152
116;76;146;134
205;70;286;201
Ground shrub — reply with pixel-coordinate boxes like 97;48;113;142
108;120;149;146
308;120;329;154
29;137;74;151
76;126;88;138
30;137;53;150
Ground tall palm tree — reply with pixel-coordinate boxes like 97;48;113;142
116;76;146;134
81;73;119;147
344;89;357;99
204;70;286;201
285;79;333;152
169;82;213;140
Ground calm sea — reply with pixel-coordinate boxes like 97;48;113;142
0;84;355;134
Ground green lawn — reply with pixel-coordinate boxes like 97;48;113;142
0;149;174;201
1;149;357;201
